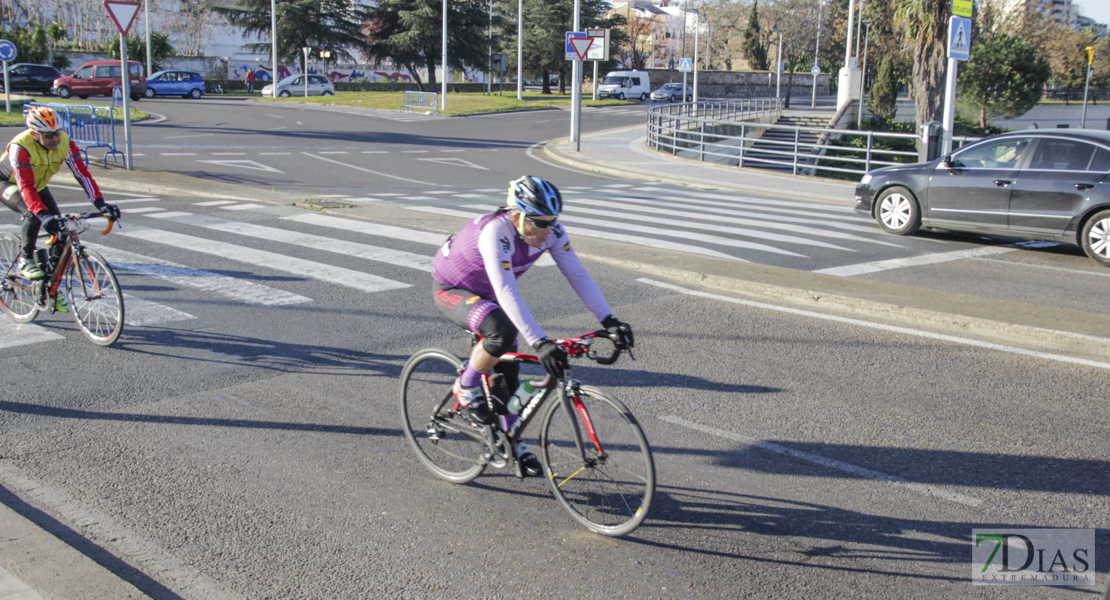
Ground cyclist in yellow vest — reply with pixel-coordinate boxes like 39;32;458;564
1;106;120;309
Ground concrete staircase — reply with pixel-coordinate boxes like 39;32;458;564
742;114;832;173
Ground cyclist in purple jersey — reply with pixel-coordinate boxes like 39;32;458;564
432;175;633;476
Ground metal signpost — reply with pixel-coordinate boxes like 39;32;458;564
678;57;692;104
566;31;592;150
1082;46;1095;128
586;28;608;101
942;15;971;154
0;39;16;114
104;0;141;170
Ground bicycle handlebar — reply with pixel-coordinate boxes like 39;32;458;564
45;212;118;246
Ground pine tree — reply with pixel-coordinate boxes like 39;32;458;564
742;1;769;71
868;54;898;123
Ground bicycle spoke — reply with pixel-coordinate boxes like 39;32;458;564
399;349;487;484
64;249;124;346
0;233;39;323
540;387;655;536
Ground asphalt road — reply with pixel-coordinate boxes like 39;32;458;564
1;98;1108;599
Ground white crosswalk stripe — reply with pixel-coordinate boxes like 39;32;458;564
117;227;411;295
86;243;312;306
123;293;196;326
145;212;434;272
0;315;66;348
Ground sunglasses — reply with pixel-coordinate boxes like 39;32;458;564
37;131;61;140
525;216;557;229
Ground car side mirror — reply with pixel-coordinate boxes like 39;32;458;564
942;155;955;168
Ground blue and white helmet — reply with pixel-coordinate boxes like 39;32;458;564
507;176;562;216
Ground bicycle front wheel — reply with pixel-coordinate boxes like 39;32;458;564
63;249;124;346
399;348;487;484
0;232;39;323
539;386;655;537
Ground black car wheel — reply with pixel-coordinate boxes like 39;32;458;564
875;186;921;235
145;87;156;98
56;86;72;99
189;88;202;99
1080;209;1110;266
279;90;291;98
669;94;676;102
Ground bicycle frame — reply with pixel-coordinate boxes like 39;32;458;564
35;214;115;308
465;331;623;471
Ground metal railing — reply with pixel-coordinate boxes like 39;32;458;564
24;102;123;166
647;99;928;178
400;90;440;115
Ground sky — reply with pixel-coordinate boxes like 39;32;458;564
1073;0;1110;26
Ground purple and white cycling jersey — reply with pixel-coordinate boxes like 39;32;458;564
432;210;612;346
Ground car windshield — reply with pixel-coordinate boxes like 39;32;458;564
602;76;629;86
662;83;681;90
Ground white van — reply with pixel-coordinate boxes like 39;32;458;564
597;70;650;101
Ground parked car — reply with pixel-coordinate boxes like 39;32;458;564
53;60;146;100
855;130;1110;265
0;63;63;96
261;74;334;98
145;70;206;98
650;82;692;103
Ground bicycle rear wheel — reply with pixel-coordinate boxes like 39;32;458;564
63;249;124;346
539;386;655;537
0;232;38;323
399;348;487;484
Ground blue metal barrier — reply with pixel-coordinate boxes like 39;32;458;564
400;90;440;115
23;102;123;167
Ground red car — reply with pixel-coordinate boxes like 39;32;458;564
53;60;146;101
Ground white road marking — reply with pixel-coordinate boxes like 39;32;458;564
118;228;411;294
161;152;197;156
640;278;1110;370
211;152;246;156
301;152;438;185
87;243;310;306
282;213;446;245
417;157;488;170
0;461;248;600
660;416;984;507
406;206;739;261
0;314;65;348
123;207;166;214
461;203;805;257
57;198;159;208
123;293;196;326
194;201;238;207
219;203;266;211
149;213;433;272
973;257;1110;279
814;246;1015;276
196;160;284;173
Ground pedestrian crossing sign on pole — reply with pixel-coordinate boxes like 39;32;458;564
678;58;693;73
948;16;971;61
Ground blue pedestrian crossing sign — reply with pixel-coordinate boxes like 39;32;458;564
0;39;17;62
678;58;693;73
948;16;971;61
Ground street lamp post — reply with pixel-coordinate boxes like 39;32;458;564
301;46;310;97
856;20;871;128
487;0;492;96
772;28;782;100
517;0;522;100
811;0;824;108
1082;46;1094;128
144;0;151;78
271;0;278;99
442;0;448;111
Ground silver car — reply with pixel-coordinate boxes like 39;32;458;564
262;74;335;98
650;82;691;103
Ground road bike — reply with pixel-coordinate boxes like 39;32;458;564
0;213;124;346
399;330;655;537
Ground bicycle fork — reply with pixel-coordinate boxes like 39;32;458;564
552;380;606;488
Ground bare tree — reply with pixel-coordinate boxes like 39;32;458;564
763;0;822;108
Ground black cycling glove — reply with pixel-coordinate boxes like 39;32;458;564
535;339;568;378
93;198;121;221
601;315;634;348
39;213;63;235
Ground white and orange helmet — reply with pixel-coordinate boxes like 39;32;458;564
26;106;61;133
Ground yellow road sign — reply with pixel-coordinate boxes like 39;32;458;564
952;0;972;18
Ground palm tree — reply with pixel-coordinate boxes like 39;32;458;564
893;0;948;127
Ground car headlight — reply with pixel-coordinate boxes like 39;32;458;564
859;173;872;185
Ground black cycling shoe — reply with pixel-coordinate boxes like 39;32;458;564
516;443;543;477
464;400;496;426
453;379;495;426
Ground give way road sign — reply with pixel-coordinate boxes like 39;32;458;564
104;0;142;36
